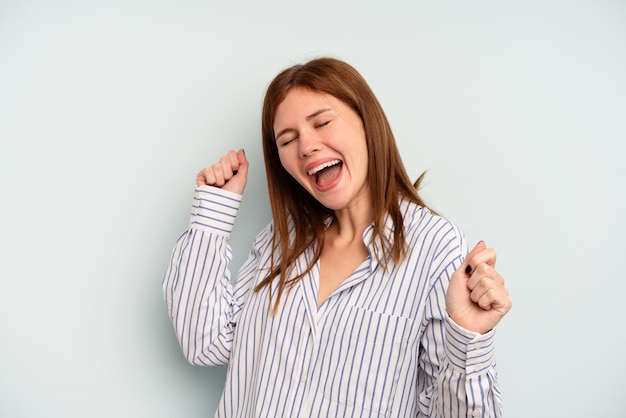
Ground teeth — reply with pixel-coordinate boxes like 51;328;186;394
307;160;341;176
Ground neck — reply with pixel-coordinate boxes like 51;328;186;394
330;200;373;245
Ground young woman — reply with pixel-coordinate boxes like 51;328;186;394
163;57;512;417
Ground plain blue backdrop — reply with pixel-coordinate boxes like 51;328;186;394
1;1;624;416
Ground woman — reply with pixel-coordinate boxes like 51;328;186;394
163;57;512;417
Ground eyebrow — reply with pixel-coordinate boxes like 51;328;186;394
274;108;333;141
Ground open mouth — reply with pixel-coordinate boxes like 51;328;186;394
308;159;343;187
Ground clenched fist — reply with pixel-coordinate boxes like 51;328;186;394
446;241;512;334
196;149;249;195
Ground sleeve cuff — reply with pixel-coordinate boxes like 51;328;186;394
189;186;242;236
444;315;496;378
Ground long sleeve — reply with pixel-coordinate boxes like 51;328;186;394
417;258;502;418
162;186;257;366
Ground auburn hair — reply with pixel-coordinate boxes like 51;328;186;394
257;57;431;313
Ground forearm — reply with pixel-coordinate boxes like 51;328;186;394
418;255;502;417
429;318;501;417
162;186;242;366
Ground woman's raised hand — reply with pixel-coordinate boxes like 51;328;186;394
196;149;249;195
446;241;512;334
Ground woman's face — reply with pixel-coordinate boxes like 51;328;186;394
273;88;370;212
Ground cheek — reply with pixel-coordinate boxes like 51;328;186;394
277;149;297;177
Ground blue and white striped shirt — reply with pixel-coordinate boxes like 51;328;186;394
163;186;502;417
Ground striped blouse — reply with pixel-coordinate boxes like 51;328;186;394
163;186;502;418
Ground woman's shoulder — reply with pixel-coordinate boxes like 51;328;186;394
398;198;469;275
399;198;465;244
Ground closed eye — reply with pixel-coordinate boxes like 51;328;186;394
316;120;331;129
278;135;297;147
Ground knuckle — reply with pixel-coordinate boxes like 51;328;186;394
478;276;491;287
475;263;490;276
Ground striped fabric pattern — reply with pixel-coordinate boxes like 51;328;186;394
163;186;502;418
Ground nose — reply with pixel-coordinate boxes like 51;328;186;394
298;130;321;158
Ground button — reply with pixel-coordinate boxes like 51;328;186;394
472;409;482;417
301;375;307;383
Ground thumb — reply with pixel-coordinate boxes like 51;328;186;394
220;149;249;195
462;240;486;275
236;149;249;179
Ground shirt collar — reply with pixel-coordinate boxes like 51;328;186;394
361;209;397;273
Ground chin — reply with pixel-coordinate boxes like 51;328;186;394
317;198;349;211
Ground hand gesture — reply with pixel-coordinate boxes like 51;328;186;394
446;241;512;334
196;149;249;195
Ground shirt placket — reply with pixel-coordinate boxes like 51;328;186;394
296;263;319;417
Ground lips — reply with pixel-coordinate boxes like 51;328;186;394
307;159;342;176
307;159;343;190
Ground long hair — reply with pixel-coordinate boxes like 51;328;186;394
257;57;431;313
